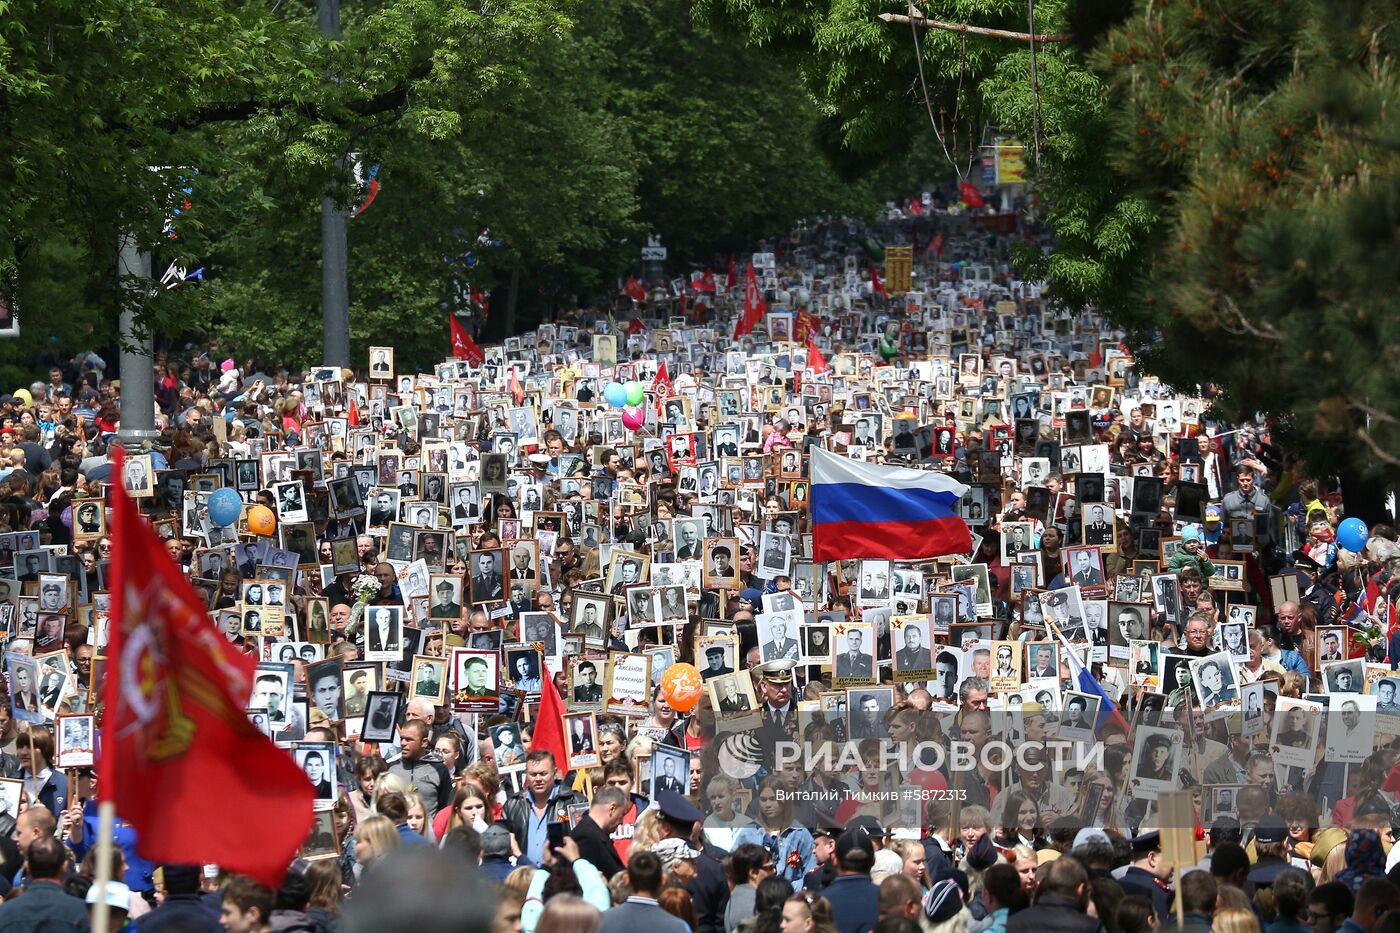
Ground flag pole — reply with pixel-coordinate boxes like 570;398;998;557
91;800;117;933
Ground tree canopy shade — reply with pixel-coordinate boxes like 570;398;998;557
0;0;910;376
696;0;1400;483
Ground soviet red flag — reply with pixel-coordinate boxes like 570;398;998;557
732;263;767;339
449;314;484;365
103;451;314;886
960;181;985;209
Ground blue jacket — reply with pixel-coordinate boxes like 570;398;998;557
70;800;155;893
824;874;880;933
733;823;816;890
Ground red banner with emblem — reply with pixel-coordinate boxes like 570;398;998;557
102;450;314;886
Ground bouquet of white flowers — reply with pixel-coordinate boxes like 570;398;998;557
351;573;380;605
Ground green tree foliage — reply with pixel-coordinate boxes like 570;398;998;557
696;0;1400;481
0;0;904;376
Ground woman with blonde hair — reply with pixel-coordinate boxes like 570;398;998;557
780;894;837;933
403;790;434;842
891;839;929;889
534;894;603;933
631;808;664;853
504;867;536;899
353;815;402;881
1212;909;1262;933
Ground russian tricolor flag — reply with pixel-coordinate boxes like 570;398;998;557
810;447;971;562
1051;622;1131;734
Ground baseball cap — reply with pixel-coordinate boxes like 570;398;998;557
836;827;875;863
1205;504;1223;524
481;823;513;857
86;880;132;910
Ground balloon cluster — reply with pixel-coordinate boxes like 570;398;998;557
604;381;647;431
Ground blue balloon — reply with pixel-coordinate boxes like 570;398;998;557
1337;517;1369;553
208;487;244;527
603;381;628;408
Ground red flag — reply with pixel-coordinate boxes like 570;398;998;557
449;314;484;365
725;253;737;291
528;664;568;772
627;319;646;335
652;361;673;417
624;276;646;302
908;198;924;217
103;450;314;886
808;337;828;374
870;263;888;300
509;366;524;404
928;230;946;257
960;181;985;209
347;399;360;427
733;262;767;339
692;270;717;293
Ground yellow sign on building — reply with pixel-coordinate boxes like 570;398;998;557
996;140;1026;185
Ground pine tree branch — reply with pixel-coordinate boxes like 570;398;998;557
1348;398;1400;426
1355;427;1400;469
1214;293;1282;344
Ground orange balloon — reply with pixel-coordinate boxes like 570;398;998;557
660;663;705;714
246;504;277;536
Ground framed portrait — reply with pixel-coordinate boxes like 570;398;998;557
568;592;610;646
1058;691;1100;742
604;651;651;716
703;537;740;589
564;711;600;770
301;810;339;861
359;691;401;743
890;615;934;682
568;657;606;709
1189;651;1240;720
1270;696;1322;769
428;575;465;621
55;713;96;769
295;742;338;806
305;659;345;721
708;671;758;727
1128;724;1182;800
450;648;499;713
467;548;506;605
410;655;449;705
368;346;395;381
649;744;691;799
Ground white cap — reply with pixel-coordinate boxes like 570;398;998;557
85;881;131;910
1073;828;1112;848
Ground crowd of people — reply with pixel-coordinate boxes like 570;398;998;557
0;194;1391;933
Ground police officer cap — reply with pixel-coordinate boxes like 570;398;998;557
656;789;703;825
1253;815;1289;845
1129;830;1161;853
756;659;797;683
